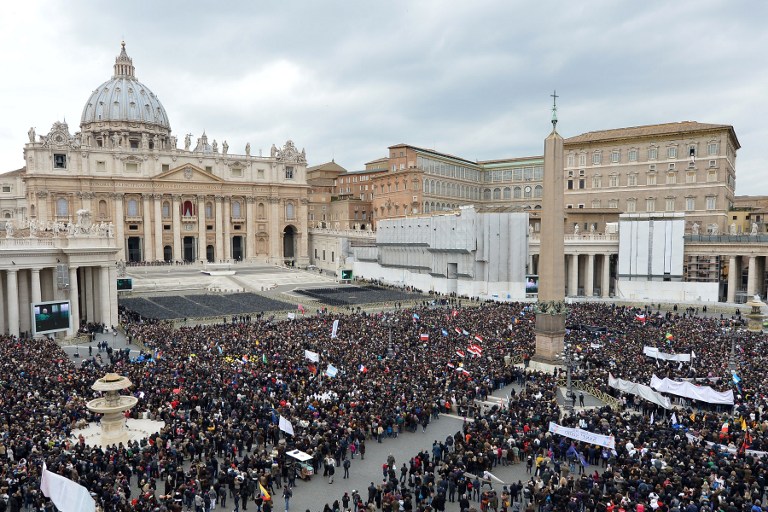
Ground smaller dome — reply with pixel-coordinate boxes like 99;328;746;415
80;42;170;131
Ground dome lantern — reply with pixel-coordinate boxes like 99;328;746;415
113;41;135;79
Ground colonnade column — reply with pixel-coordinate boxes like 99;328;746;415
85;267;95;322
747;256;757;298
99;266;111;328
68;266;80;334
568;254;579;296
197;195;207;263
30;268;42;305
108;264;118;329
142;194;153;260
154;194;164;261
585;254;595;298
246;197;255;261
223;197;231;261
114;193;125;261
172;195;182;262
215;196;224;261
727;256;738;303
6;270;19;337
602;254;611;298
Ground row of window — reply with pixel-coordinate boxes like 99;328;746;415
568;168;720;189
578;196;718;212
567;142;719;167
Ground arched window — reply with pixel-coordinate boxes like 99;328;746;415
56;197;69;217
232;200;242;219
127;198;139;217
483;189;491;200
285;202;295;220
514;187;522;199
162;201;170;219
183;200;193;217
493;188;501;200
534;185;543;198
258;202;265;218
430;180;436;194
503;187;511;200
99;200;108;218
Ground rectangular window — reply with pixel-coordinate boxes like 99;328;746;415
96;160;106;171
125;162;138;173
608;199;618;209
567;154;575;167
205;166;212;172
628;149;638;162
53;154;67;169
285;166;294;179
513;168;522;181
2;185;11;193
591;200;601;208
592;153;601;165
567;180;573;190
523;167;534;180
628;174;637;186
686;171;696;184
626;199;636;212
257;169;265;179
666;172;677;185
707;170;717;182
609;175;619;187
648;147;658;160
686;197;695;211
579;154;587;166
162;164;170;172
331;251;335;262
592;175;602;188
668;163;675;170
322;250;326;260
579;179;585;189
646;198;656;212
667;147;677;159
647;173;657;186
707;143;718;156
611;150;620;163
706;196;716;210
709;160;717;168
666;198;675;211
231;168;243;177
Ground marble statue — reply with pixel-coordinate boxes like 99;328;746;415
107;222;114;238
271;144;277;157
52;221;61;237
245;143;251;156
152;134;160;149
28;127;35;143
212;140;218;153
141;133;149;150
184;133;191;151
752;222;759;236
112;133;120;148
729;223;737;235
222;140;228;155
589;223;596;233
528;224;534;235
28;219;37;237
574;224;580;235
67;222;75;236
711;225;719;235
692;222;700;235
4;220;13;238
169;135;177;149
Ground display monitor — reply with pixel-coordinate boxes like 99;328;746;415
340;269;353;280
525;275;539;295
117;278;133;291
31;300;71;335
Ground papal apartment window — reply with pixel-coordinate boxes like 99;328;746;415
628;149;638;162
609;175;619;187
591;200;601;208
579;154;587;166
707;170;717;182
592;175;602;188
579;179;585;189
628;174;637;187
53;153;67;169
686;197;695;211
665;198;675;211
686;171;696;184
567;154;575;167
648;147;658;160
706;196;716;210
611;150;620;163
646;198;656;212
626;199;637;212
707;142;718;156
285;166;294;179
666;172;677;185
647;173;657;186
608;199;618;209
667;147;677;159
2;186;11;193
592;152;602;165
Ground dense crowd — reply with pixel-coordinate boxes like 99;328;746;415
0;301;766;512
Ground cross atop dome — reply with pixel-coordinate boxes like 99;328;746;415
113;41;135;79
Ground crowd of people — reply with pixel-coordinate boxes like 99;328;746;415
0;300;766;512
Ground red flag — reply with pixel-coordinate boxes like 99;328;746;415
456;350;465;358
298;304;305;314
474;335;484;343
420;333;429;341
452;310;459;318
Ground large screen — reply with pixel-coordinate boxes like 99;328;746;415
117;278;133;291
31;300;72;335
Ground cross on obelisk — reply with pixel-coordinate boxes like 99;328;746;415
534;91;566;361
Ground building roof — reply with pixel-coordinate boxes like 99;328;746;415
306;160;348;173
388;143;477;166
0;167;26;178
564;121;740;149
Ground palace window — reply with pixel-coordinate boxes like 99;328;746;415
611;150;620;163
626;199;637;212
667;147;677;159
285;166;294;179
592;152;602;165
665;198;675;211
232;200;242;219
56;197;69;216
706;196;716;210
628;149;638;162
707;142;718;156
285;202;295;220
646;198;656;212
648;147;658;160
686;197;695;211
162;201;170;219
127;198;139;217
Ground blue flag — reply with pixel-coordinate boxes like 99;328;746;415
441;329;448;337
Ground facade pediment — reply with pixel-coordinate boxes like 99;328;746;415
155;164;225;183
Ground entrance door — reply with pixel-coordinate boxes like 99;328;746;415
127;236;142;262
232;236;243;261
206;245;215;263
163;245;172;262
283;225;296;264
183;236;195;262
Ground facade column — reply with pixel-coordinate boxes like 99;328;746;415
69;266;80;335
154;194;164;261
568;254;579;296
197;195;207;263
602;254;611;298
99;265;111;327
747;256;757;298
30;268;42;305
727;256;738;303
0;271;5;334
269;197;281;263
36;191;49;224
585;254;595;297
172;195;182;262
108;265;118;329
246;197;255;261
85;267;95;322
6;270;19;338
215;196;224;262
142;194;153;261
223;197;231;261
114;193;125;261
297;198;309;264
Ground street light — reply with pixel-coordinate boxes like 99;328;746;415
561;341;581;413
383;315;395;358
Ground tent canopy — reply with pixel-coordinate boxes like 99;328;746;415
286;449;313;462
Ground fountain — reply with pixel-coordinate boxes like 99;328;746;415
86;373;139;447
745;295;767;333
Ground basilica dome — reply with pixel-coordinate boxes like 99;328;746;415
80;43;170;132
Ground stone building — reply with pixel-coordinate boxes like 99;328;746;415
16;43;309;266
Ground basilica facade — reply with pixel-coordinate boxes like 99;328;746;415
19;43;309;266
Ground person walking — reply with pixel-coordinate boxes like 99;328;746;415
343;458;351;479
282;486;292;511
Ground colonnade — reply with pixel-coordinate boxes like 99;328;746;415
529;252;615;298
0;264;116;338
725;254;766;302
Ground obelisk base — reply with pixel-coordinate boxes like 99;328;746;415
534;312;565;362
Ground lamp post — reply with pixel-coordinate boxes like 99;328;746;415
383;315;395;358
561;341;581;413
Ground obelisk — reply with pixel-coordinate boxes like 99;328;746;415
534;92;566;361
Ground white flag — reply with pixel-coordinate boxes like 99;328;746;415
650;411;654;425
279;415;295;436
40;463;96;512
304;350;319;362
287;312;296;320
331;319;339;339
671;412;678;425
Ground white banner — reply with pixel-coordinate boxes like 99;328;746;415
608;373;672;409
41;462;96;512
279;415;295;436
650;375;734;405
304;350;319;362
548;421;615;449
643;346;691;362
685;433;768;458
326;364;338;377
331;319;339;338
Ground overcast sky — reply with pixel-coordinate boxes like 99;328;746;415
1;1;766;194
